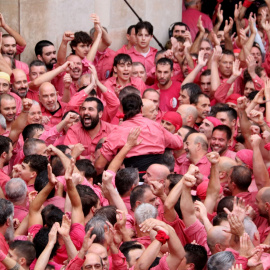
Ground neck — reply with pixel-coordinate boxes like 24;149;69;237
28;178;35;185
232;188;247;196
0;159;5;169
126;43;133;50
158;80;172;90
6;121;12;131
87;121;101;139
136;224;149;238
190;153;205;165
135;45;150;53
117;77;130;86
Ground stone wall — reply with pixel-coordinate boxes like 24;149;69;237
0;0;182;64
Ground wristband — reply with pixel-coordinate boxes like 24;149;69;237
0;250;6;261
243;0;252;8
155;230;170;245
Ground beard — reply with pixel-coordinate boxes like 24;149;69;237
45;58;57;70
4;221;14;243
81;114;100;130
12;85;28;98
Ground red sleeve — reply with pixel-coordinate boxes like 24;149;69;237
67;90;88;107
101;91;120;123
163;128;183;150
70;223;85;250
110;251;128;270
65;255;85;270
214;82;232;103
64;127;80;146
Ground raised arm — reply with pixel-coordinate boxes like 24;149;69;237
56;32;74;66
204;152;221;214
190;16;205;54
211;46;222;91
29;164;57;227
65;158;84;225
224;17;234;51
0;13;26;47
213;5;223;33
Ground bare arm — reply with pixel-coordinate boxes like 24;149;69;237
211;46;222;91
213;5;223;33
56;32;74;66
190;16;205;54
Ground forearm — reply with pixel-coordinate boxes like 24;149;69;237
180;186;196;227
57;41;68;66
86;33;102;62
134;240;162;270
63;235;78;260
211;62;221;91
2;24;26;47
238;109;252;149
164;181;183;213
61;86;71;103
190;32;205;54
253;145;270;188
34;243;54;270
213;21;222;33
183;50;194;69
201;216;213;232
224;34;234;51
265;101;270;122
182;64;202;85
9;111;29;143
0;55;12;75
56;119;67;133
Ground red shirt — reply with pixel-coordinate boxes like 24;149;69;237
64;120;114;161
15;59;29;75
14;204;28;222
94;48;116;81
150;81;181;112
0;169;10;196
103;76;146;96
9;92;22;115
0;233;9;270
26;88;39;102
127;46;157;78
182;8;213;41
101;114;183;162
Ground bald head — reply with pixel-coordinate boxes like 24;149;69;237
142;99;157;121
88;243;108;270
219;157;237;173
143;164;170;184
207;226;231;254
260;187;270;203
83;253;103;270
177;104;198;126
192;133;208;151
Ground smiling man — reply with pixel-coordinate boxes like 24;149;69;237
64;97;113;161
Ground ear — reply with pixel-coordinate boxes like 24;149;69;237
19;257;26;266
126;34;130;41
265;202;270;213
37;55;43;62
135;201;141;210
231;182;237;191
219;171;225;179
215;243;222;252
232;119;236;128
1;152;6;160
98;110;103;119
259;107;265;113
227;138;232;147
31;171;37;180
91;206;96;214
113;66;117;74
186;263;195;270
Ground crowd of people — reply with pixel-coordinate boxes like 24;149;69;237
0;0;270;269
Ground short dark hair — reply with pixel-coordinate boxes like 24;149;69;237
76;184;99;217
82;97;104;112
76;159;96;180
0;135;12;156
212;125;232;140
181;83;202;99
130;184;151;210
231;165;252;191
185;244;208;270
23;138;46;156
115;168;139;196
23;155;49;174
94;205;117;225
41;204;64;228
35;40;54;57
34;170;55;199
142;88;160;98
22;124;44;141
214;105;237;121
118;86;141;102
190;93;209;105
122;94;142;121
166;174;183;192
135;21;153;35
222;49;235;59
33;227;59;258
200;69;211;77
113;54;132;67
120;241;143;265
217;196;235;214
70;31;92;54
10;240;36;267
161;149;175;173
212;212;228;226
156;57;173;71
29;60;47;70
127;25;136;35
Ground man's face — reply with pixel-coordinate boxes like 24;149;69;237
39;45;57;70
0;99;16;123
127;248;144;268
256;191;268;218
114;60;132;82
251;47;262;66
4;216;14;242
143;165;158;184
196;96;210;120
172;25;186;38
17;162;34;183
72;42;90;59
28;104;43;124
199;119;214;140
181;59;189;77
257;7;269;29
0;78;10;95
88;245;109;270
156;64;172;86
132;65;147;82
178;89;190;105
67;55;83;81
217;31;225;46
12;71;29;98
184;135;196;160
142;103;157;121
29;65;46;81
8;248;20;264
136;28;152;49
83;253;104;270
143;91;160;109
5;142;13;165
199;40;212;60
219;55;234;78
80;101;101;130
142;189;160;208
244;81;255;97
39;84;58;112
35;143;48;157
216;112;234;130
127;27;137;46
161;119;176;133
210;130;229;154
200;75;212;96
1;36;16;58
